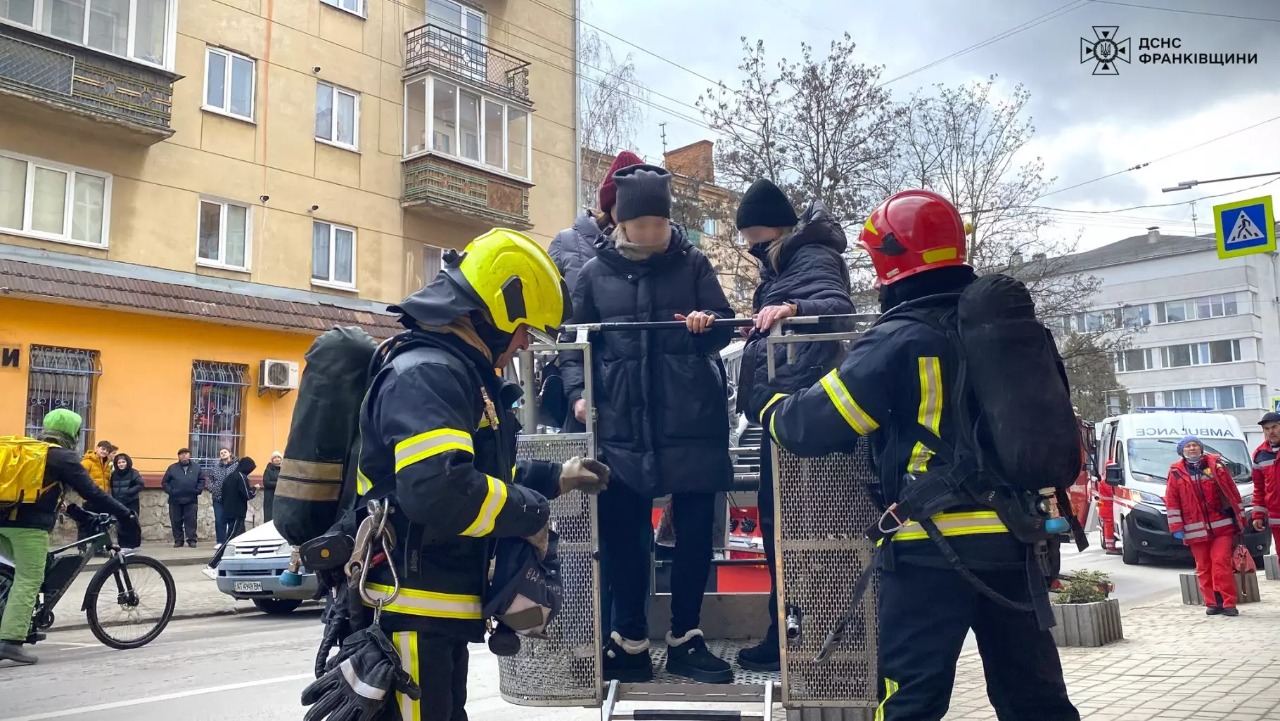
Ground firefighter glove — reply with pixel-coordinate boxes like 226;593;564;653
525;524;550;561
301;625;420;721
559;457;610;496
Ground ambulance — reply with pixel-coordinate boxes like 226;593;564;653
1092;409;1271;566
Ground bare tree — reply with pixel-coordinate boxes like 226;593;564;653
578;29;647;210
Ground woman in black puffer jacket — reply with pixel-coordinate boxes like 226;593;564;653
733;179;854;672
561;163;737;685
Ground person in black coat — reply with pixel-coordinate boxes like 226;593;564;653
218;456;257;543
262;451;281;522
730;179;855;671
161;448;205;548
561;163;737;685
109;453;146;549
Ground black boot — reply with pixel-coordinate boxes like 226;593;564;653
666;630;733;684
602;632;653;683
1206;606;1223;616
736;625;780;672
0;641;37;665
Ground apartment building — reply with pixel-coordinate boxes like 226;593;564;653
0;0;577;477
1056;227;1280;444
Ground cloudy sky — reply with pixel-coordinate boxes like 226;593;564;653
581;0;1280;251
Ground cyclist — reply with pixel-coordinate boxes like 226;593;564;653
0;409;136;665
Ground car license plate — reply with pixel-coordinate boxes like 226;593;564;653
234;581;263;592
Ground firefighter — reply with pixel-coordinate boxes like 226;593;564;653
1250;412;1280;551
752;190;1079;721
355;228;611;721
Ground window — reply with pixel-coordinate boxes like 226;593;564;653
427;0;484;42
1072;310;1114;333
1160;339;1242;368
205;47;255;121
702;218;718;236
0;151;109;247
1114;348;1152;373
190;361;248;469
1164;386;1247;411
25;345;101;455
406;76;533;179
1;0;173;68
315;82;360;150
197;198;250;269
1120;304;1150;329
1156;293;1239;324
1127;392;1157;411
423;245;444;281
320;0;362;16
312;221;356;288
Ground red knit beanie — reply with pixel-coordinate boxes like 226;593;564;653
598;150;645;214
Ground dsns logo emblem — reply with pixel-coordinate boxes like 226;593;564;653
1080;26;1131;75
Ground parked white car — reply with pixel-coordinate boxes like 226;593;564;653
212;521;318;615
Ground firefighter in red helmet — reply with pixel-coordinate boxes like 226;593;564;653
751;190;1080;721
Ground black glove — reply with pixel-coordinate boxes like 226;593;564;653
314;585;354;678
302;625;420;721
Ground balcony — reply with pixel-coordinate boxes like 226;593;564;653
405;23;531;107
403;154;532;230
0;23;177;144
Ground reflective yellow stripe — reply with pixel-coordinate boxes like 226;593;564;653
769;407;780;445
907;357;943;474
394;428;473;473
876;678;899;721
511;464;517;482
479;415;491;429
365;583;483;620
892;510;1007;542
761;393;788;418
355;468;372;496
819;368;879;435
460;475;508;537
394;631;420;721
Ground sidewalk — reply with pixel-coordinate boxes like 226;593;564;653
86;543;212;569
945;592;1280;721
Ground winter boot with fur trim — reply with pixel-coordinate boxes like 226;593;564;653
603;632;654;682
665;629;733;684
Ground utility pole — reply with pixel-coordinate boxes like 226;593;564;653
659;122;668;158
1190;199;1198;236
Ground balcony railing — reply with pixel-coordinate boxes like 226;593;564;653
404;23;531;105
403;154;532;230
0;23;176;143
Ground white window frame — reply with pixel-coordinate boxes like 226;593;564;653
311;220;358;290
403;76;533;182
0;149;112;249
427;0;486;41
320;0;365;19
0;0;178;70
315;82;361;151
423;244;445;281
195;196;252;271
203;46;257;122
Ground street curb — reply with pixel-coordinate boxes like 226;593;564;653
86;555;211;570
52;601;322;634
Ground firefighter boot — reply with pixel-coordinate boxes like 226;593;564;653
603;632;654;683
736;624;780;672
666;629;733;684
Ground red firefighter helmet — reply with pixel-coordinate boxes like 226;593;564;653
859;189;970;285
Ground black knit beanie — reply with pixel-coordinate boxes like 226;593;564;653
613;164;672;222
736;178;799;229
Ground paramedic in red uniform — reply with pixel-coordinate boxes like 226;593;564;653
1097;474;1119;555
1165;435;1246;616
1250;412;1280;550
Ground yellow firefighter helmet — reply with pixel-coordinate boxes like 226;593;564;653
453;228;570;342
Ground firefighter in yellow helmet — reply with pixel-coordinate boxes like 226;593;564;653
354;228;610;721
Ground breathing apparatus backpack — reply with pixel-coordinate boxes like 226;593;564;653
819;274;1088;660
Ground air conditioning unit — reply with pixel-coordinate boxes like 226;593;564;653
260;359;300;391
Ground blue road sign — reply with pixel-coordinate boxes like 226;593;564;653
1215;195;1275;260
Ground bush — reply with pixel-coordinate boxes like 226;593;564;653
1051;570;1113;605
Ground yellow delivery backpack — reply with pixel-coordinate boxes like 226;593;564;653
0;436;55;508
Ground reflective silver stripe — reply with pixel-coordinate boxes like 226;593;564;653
1183;521;1207;531
1167;511;1183;521
1209;518;1235;529
1183;529;1208;540
340;658;387;700
1256;459;1275;468
1269;518;1280;527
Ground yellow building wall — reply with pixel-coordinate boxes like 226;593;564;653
0;0;578;304
0;297;313;480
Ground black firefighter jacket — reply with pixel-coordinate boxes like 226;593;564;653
759;274;1026;571
358;331;560;640
739;201;854;422
561;224;735;498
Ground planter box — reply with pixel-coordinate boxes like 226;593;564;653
1179;571;1261;605
1049;598;1123;648
1265;555;1280;581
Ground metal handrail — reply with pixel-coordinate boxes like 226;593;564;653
404;23;531;104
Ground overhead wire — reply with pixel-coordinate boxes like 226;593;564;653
1094;1;1280;23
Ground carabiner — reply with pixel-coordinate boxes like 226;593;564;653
877;503;905;535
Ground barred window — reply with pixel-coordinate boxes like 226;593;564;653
25;345;102;455
190;360;249;469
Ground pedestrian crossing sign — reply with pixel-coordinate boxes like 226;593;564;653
1273;396;1280;413
1215;195;1274;260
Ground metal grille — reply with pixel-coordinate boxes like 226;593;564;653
498;434;601;706
776;440;880;707
404;23;531;104
0;33;74;96
403;154;531;227
24;345;101;455
190;361;249;469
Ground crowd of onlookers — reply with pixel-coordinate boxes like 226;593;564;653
74;441;282;551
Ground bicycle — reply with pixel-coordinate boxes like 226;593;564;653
0;506;177;650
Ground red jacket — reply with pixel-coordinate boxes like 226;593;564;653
1250;442;1280;524
1166;454;1244;545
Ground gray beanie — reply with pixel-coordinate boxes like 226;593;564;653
613;164;672;222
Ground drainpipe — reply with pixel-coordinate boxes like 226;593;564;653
573;0;582;215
